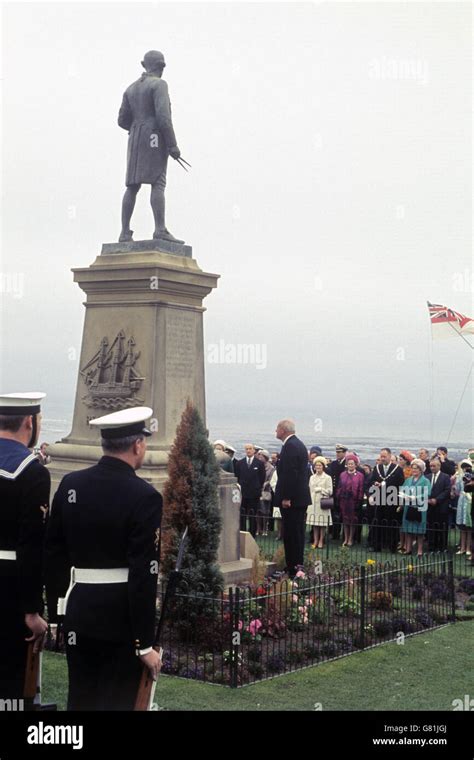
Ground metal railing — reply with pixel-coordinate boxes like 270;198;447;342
157;554;456;687
242;513;473;578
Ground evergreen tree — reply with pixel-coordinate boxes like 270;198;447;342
161;400;223;597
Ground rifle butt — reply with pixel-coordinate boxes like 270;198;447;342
134;667;154;711
23;643;39;702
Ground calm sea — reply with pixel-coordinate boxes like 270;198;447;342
41;415;470;466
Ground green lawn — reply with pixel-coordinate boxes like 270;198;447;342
42;620;473;711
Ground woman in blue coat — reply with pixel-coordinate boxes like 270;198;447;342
399;459;431;556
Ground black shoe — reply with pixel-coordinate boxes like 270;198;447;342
118;229;134;242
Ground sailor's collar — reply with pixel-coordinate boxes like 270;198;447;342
0;438;37;481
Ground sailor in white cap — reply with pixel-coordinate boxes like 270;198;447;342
0;392;50;701
224;443;237;473
44;406;162;710
213;439;235;474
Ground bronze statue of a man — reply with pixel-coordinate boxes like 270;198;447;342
118;50;183;244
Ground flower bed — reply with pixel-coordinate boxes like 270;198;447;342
158;554;456;687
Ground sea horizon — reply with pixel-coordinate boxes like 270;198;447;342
40;414;471;466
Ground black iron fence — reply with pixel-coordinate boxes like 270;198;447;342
242;513;474;578
157;554;457;687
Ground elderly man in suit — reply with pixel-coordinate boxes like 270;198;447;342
274;419;311;578
368;448;405;552
118;50;183;244
426;457;452;551
234;444;266;537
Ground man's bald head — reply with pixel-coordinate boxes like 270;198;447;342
142;50;166;72
275;419;296;441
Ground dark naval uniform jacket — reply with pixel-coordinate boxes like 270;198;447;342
44;456;162;653
0;439;50;696
118;73;178;186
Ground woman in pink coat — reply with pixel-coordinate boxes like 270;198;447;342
337;453;364;547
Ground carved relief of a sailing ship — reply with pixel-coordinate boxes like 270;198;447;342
80;330;145;409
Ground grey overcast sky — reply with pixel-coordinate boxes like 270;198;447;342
0;1;472;444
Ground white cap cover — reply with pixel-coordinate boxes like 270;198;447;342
89;406;153;439
0;392;46;415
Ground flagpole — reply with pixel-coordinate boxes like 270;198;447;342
426;301;435;442
446;318;474;349
446;363;473;444
427;301;473;442
428;320;434;443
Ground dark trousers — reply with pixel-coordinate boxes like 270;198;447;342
329;497;342;540
427;512;449;551
66;635;142;711
0;634;28;700
240;497;259;537
281;507;307;576
353;504;364;543
372;506;398;552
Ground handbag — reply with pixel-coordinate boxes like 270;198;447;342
406;505;422;522
320;497;334;511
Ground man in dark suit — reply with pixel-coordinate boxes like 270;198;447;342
426;457;452;551
274;419;311;577
368;448;405;552
436;447;456;477
234;444;265;537
0;393;50;702
45;407;162;711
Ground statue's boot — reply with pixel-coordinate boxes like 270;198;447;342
118;229;134;242
153;228;185;244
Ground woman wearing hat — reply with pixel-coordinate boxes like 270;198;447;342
308;457;333;549
399;459;431;556
336;454;364;548
256;450;275;536
397;450;415;550
398;450;415;479
453;460;472;557
213;440;234;474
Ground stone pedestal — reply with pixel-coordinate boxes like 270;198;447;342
217;471;253;586
48;240;219;494
47;239;257;586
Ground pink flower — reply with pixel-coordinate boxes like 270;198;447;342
238;620;243;631
248;619;263;636
295;570;306;579
292;594;299;603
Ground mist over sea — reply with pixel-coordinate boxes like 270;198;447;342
41;407;470;466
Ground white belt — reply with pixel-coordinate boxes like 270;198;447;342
0;550;16;560
57;566;129;616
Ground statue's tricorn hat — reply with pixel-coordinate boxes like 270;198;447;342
142;50;166;70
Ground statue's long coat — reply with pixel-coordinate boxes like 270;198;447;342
118;73;178;186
